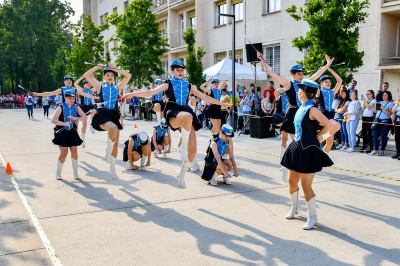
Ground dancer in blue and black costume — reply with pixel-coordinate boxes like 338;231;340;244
257;51;334;182
200;78;226;134
74;76;97;148
271;85;286;129
315;68;343;153
123;60;230;188
201;124;239;186
51;89;87;181
151;118;171;159
123;131;151;171
150;79;166;123
280;79;333;230
83;62;132;180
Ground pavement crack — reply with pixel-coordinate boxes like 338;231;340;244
0;247;46;257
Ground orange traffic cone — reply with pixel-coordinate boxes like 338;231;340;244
134;124;137;128
5;162;12;174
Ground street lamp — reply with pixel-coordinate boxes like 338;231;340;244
218;12;236;131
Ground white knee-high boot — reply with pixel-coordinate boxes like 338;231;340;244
209;172;218;186
156;112;161;124
72;158;79;180
81;132;86;149
162;145;169;158
177;161;190;188
303;196;318;230
110;156;118;180
286;189;299;219
190;157;200;173
180;128;190;162
105;136;115;163
56;160;63;180
140;156;147;170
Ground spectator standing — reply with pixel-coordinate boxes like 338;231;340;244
371;92;394;156
375;82;392;103
25;93;34;119
348;79;358;95
344;91;362;152
240;88;253;134
43;96;51;118
360;90;376;153
220;88;231;125
144;87;153;121
264;81;276;101
335;89;350;150
261;90;274;117
237;95;244;131
391;98;400;159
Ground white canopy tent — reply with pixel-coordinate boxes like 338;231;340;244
203;57;268;81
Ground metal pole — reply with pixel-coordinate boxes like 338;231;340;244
232;16;236;131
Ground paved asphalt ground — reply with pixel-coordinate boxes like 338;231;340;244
0;108;399;266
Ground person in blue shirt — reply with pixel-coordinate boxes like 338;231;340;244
315;68;343;153
201;124;239;186
151;118;171;159
240;88;253;134
51;89;87;180
257;51;334;182
391;98;400;159
370;92;394;156
83;62;132;180
200;78;226;135
347;79;358;95
123;60;230;188
150;79;166;123
130;95;140;119
281;79;333;230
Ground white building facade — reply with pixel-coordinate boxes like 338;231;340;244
83;0;400;98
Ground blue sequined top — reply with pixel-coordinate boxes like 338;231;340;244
61;103;77;130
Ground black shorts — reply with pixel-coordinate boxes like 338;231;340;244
280;107;298;134
91;108;123;131
206;104;221;119
79;104;94;114
163;102;202;131
150;101;166;114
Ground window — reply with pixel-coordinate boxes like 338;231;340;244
232;0;243;21
263;45;280;75
100;15;104;25
264;0;281;14
214;51;227;64
216;1;227;26
105;42;109;52
188;10;196;28
158;19;167;39
113;40;118;55
104;12;108;22
124;1;129;9
162;60;169;79
113;7;117;14
229;49;243;65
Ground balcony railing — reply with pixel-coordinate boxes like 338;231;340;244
384;0;400;3
381;57;400;64
150;0;167;12
170;30;185;48
170;0;186;5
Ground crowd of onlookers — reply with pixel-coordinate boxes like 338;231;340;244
0;94;62;109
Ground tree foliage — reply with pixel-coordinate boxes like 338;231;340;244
0;0;74;93
183;26;206;89
108;0;169;88
287;0;370;85
66;13;108;80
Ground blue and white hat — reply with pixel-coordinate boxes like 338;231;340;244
82;79;89;84
170;60;186;69
64;89;75;97
103;66;117;77
297;79;319;94
138;132;148;145
221;124;234;138
155;79;162;84
160;118;168;129
290;64;305;74
211;78;219;84
64;75;74;81
319;75;331;83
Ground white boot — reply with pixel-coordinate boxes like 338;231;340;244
190;157;200;173
156;112;161;124
223;175;231;185
105;136;115;163
71;158;79;180
179;128;190;162
110;156;118;180
176;161;190;188
163;145;169;158
286;189;299;219
153;151;158;158
279;146;286;171
140;156;147;171
282;167;288;183
56;160;63;180
209;172;218;186
90;125;95;134
81;133;86;149
303;196;318;230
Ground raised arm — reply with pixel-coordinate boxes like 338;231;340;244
122;84;167;100
200;78;212;93
309;54;335;82
34;89;61;97
74;76;84;91
108;62;131;91
83;65;103;92
257;51;291;89
327;68;342;95
191;85;230;108
76;90;99;100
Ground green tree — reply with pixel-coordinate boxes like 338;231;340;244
0;0;74;92
183;26;206;89
287;0;370;85
108;0;169;88
104;50;111;65
66;13;108;80
51;46;68;88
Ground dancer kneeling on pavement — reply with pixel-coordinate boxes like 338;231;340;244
280;80;333;230
123;131;151;171
51;89;87;180
83;62;131;180
123;60;230;188
151;118;171;159
201;125;239;186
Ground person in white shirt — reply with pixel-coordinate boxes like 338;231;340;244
359;90;376;153
343;91;362;152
